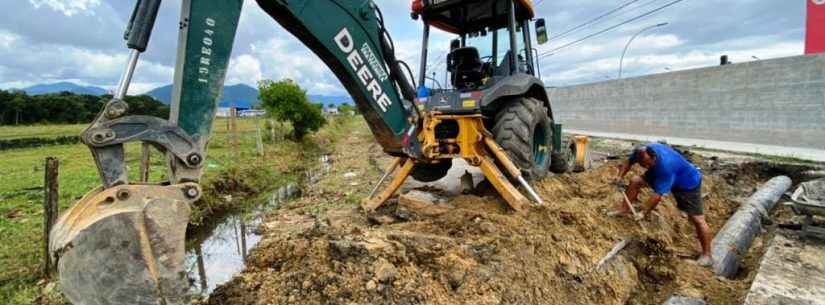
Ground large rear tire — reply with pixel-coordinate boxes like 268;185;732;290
492;97;551;180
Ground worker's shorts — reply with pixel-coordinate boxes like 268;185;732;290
643;171;704;216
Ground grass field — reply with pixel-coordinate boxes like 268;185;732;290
0;115;360;304
0;124;87;141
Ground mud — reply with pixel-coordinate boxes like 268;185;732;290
201;154;797;305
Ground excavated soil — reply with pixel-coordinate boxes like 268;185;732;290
202;150;798;305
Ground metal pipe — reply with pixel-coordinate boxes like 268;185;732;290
418;23;430;87
492;29;498;66
618;22;668;79
516;175;543;205
507;0;518;74
115;49;141;100
368;158;401;199
522;20;534;75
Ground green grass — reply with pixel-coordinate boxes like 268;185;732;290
0;124;87;140
0;115;360;304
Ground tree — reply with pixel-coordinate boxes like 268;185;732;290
0;91;168;126
9;94;26;125
258;79;326;141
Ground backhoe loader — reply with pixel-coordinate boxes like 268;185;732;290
49;1;569;304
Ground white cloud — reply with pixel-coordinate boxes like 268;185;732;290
28;0;101;16
0;30;20;48
0;29;173;90
542;41;804;84
244;35;348;95
226;54;263;86
633;34;685;49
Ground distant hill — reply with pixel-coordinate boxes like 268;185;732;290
23;82;108;95
144;83;353;108
145;83;261;106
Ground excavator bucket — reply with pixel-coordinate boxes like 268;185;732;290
49;183;198;305
48;0;242;303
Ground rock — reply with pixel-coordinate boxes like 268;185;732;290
662;295;706;305
374;259;399;283
368;214;396;225
447;268;466;290
365;280;377;291
398;190;451;216
343;172;358;178
302;280;312;289
43;281;57;294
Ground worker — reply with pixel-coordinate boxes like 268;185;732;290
612;143;713;267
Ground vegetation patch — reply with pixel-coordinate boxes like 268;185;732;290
0;115;361;305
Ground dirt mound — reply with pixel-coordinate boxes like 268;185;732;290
203;160;768;305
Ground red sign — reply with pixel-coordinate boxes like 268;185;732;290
807;0;825;54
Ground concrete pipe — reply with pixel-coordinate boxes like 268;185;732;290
711;176;792;278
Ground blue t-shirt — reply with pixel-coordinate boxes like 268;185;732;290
629;143;702;195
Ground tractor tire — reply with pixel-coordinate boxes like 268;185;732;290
410;159;452;182
492;97;552;180
550;151;569;174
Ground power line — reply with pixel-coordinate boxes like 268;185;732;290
547;0;645;43
546;0;667;45
538;0;685;60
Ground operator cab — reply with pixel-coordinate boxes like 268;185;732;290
411;0;548;113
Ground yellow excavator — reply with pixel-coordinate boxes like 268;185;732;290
49;1;575;304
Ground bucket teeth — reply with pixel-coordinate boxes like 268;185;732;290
49;184;197;305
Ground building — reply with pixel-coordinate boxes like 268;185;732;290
216;100;254;117
239;109;266;117
322;106;339;115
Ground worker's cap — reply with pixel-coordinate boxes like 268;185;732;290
628;145;655;163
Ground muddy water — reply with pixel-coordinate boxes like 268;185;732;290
184;155;331;296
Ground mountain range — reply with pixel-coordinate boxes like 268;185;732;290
17;82;353;108
23;82;109;96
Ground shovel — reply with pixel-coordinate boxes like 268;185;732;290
612;182;648;232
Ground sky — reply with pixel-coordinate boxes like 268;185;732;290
0;0;807;95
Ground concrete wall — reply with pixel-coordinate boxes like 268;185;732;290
549;54;825;151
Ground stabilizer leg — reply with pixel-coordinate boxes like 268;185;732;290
477;157;529;212
361;158;414;211
483;137;544;205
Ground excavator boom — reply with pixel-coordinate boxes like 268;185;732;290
50;1;546;305
257;0;421;156
50;1;422;305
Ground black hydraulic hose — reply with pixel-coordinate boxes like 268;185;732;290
396;60;416;90
372;2;417;102
126;0;161;52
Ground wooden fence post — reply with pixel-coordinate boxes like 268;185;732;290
230;107;240;159
256;118;264;157
269;119;276;142
43;157;59;277
139;143;151;182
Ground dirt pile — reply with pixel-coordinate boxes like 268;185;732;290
203;159;776;305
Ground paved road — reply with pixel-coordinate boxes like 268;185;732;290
568;129;825;162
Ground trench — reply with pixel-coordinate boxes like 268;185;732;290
183;154;332;297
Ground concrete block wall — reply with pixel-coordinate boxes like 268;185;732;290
548;54;825;151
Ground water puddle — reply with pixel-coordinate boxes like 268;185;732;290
184;154;331;297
